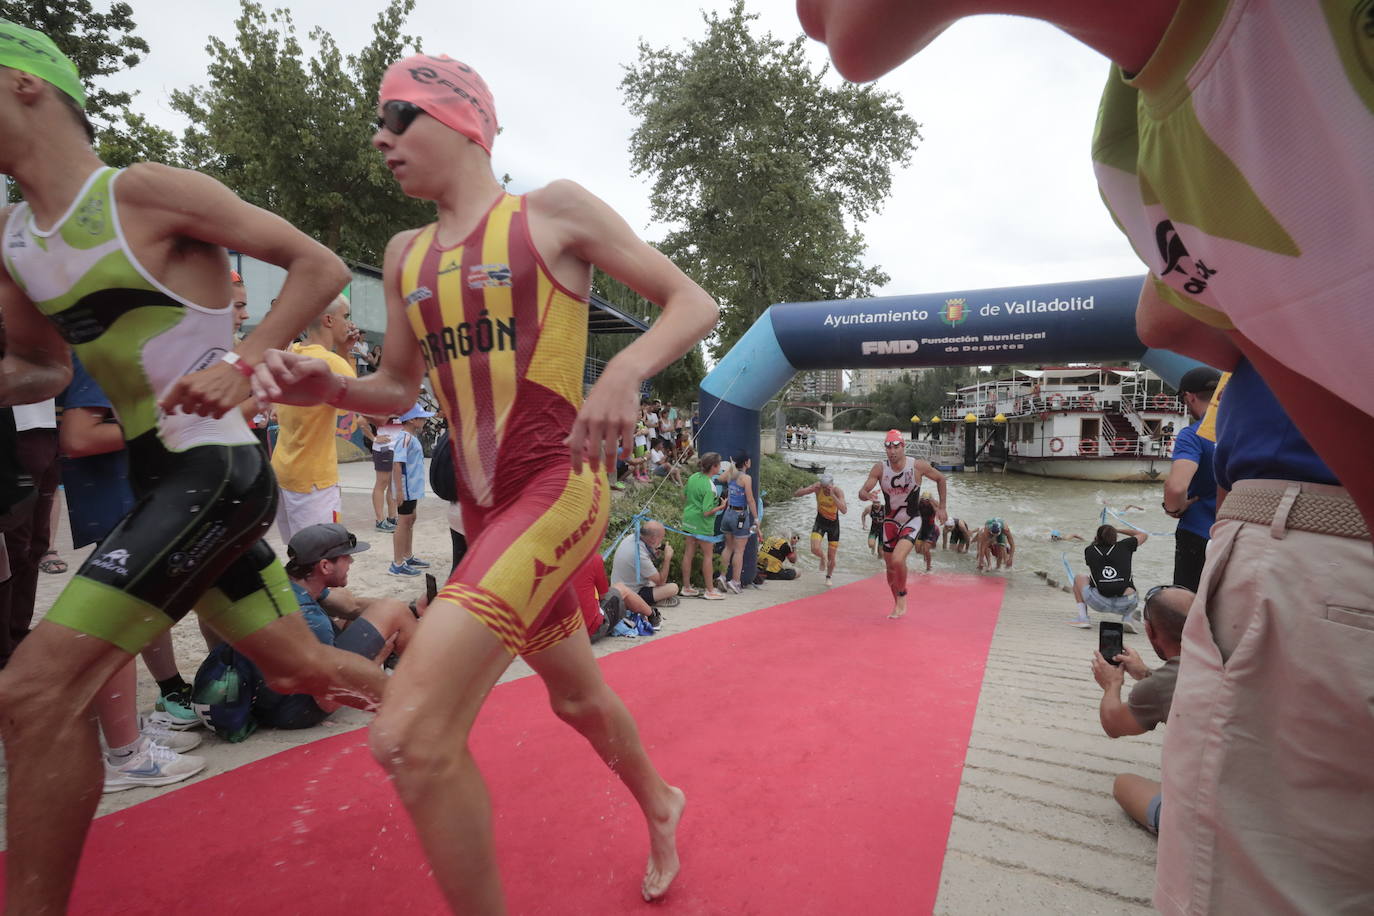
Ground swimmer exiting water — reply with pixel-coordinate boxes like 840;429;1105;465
795;473;847;585
0;23;387;913
253;55;717;911
858;429;947;618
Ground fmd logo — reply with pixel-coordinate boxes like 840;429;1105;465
861;339;919;356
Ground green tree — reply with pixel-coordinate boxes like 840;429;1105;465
169;0;432;262
1;1;180;165
621;1;920;359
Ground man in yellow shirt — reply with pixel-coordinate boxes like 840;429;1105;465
271;295;357;542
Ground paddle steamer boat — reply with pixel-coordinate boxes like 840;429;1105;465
937;366;1188;482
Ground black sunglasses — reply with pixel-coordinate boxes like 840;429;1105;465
376;100;424;135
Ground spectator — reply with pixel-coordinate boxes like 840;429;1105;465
612;520;680;609
680;452;727;600
252;524;421;729
660;402;676;441
648;437;682;484
1069;524;1149;631
974;518;1016;572
370;414;401;531
1161;367;1220;591
795;473;847;587
715;453;756;594
270;294;357;543
758;531;802;580
0;395;59;665
56;354;205;789
572;555;657;642
1090;584;1192;836
230;270;249;342
387;403;433;577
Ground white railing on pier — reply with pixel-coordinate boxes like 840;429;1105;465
772;432;951;464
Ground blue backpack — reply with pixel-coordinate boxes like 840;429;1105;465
191;644;263;742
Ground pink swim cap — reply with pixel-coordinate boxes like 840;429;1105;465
380;55;498;153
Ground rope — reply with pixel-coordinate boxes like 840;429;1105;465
1102;506;1173;537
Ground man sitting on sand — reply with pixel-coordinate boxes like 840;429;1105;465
1090;584;1190;837
252;523;424;729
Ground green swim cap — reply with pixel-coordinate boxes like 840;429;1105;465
0;20;85;108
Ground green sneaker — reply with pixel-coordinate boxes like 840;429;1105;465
153;689;203;731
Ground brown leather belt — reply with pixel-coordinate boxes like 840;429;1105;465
1218;482;1369;541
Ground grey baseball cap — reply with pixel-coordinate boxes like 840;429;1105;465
287;523;370;567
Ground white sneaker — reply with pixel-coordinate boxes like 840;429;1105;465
726;580;742;594
714;575;728;593
104;738;207;793
140;715;203;754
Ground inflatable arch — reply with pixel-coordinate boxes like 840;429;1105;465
696;274;1203;485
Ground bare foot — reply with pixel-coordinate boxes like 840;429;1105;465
642;785;686;901
887;593;907;619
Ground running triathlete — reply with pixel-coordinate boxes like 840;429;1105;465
0;25;388;913
250;54;717;911
858;429;947;618
794;472;846;586
860;492;885;556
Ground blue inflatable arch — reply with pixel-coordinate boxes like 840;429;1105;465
696;274;1203;481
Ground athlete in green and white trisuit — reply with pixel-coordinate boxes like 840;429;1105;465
0;22;388;914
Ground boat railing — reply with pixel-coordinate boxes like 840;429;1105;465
1130;392;1183;413
1010;432;1171;458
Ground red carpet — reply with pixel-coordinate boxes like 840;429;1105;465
7;573;1003;915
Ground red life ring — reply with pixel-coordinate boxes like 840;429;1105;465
1049;437;1064;453
1078;395;1096;410
1111;437;1131;453
1079;438;1099;455
1151;394;1172;409
1048;394;1065;410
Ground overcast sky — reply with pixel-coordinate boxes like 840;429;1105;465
105;0;1146;297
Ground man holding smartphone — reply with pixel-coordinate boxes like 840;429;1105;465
1090;585;1192;837
252;523;425;729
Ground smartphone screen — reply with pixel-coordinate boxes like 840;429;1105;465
425;573;438;604
1099;621;1125;665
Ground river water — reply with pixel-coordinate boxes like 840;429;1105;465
767;430;1177;590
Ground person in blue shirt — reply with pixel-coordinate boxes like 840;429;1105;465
255;523;423;729
56;355;206;790
387;404;433;577
1161;367;1220;591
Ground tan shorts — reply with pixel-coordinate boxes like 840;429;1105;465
273;484;341;546
1156;480;1374;915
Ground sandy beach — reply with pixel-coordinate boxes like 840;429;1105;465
6;459;1161;912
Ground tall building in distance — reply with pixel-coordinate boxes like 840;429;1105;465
847;367;923;397
792;369;844;399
